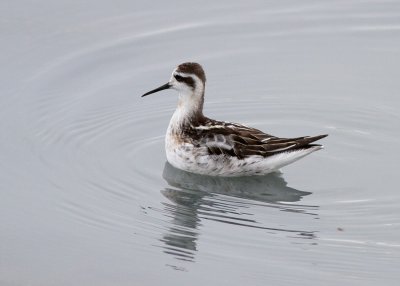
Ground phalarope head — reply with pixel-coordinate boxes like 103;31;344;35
142;62;207;118
141;62;206;98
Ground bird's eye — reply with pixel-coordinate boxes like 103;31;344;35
174;74;183;81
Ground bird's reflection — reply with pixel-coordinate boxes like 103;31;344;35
160;162;318;263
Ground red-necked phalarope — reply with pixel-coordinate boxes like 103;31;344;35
142;62;327;176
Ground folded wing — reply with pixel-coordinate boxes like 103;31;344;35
192;120;327;159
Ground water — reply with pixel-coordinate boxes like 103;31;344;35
1;0;400;285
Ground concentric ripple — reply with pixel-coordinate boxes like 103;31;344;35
3;1;399;284
21;42;400;266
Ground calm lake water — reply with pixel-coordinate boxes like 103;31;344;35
1;0;400;285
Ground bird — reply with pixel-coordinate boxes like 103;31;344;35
141;62;327;176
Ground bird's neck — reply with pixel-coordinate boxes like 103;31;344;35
169;88;205;131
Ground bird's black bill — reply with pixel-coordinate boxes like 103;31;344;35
141;82;171;97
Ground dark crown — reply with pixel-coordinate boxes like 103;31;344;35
176;62;206;83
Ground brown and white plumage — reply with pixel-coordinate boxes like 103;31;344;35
142;62;327;176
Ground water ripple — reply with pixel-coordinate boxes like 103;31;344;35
9;4;399;279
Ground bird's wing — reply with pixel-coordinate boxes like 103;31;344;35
190;120;327;159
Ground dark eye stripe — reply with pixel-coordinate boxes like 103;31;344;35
174;74;183;81
174;74;196;89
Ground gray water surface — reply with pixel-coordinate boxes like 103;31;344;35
1;1;400;285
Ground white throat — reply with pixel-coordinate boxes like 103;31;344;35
169;85;204;130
